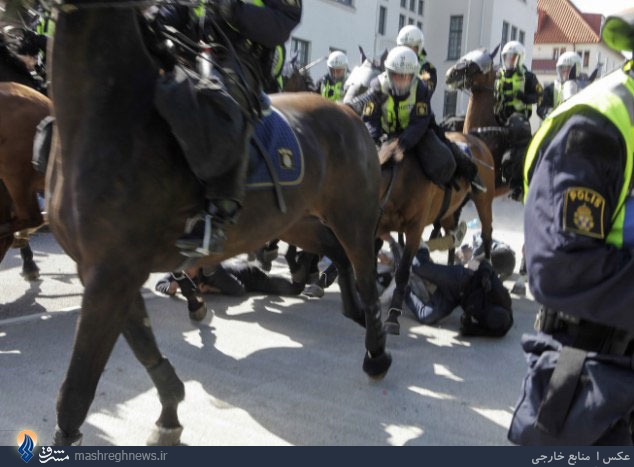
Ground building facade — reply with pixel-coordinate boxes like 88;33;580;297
286;0;538;118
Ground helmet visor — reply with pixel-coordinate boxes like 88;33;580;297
503;53;520;70
557;65;573;82
329;67;346;82
388;72;413;96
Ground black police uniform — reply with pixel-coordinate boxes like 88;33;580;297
508;69;634;445
404;246;513;337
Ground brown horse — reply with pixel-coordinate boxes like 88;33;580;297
0;30;49;279
48;4;391;446
377;133;496;335
444;46;514;198
0;82;50;278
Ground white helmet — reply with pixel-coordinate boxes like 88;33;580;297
327;51;348;70
384;46;419;96
397;25;424;52
556;51;582;82
501;40;525;71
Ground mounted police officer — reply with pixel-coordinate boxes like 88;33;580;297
357;46;484;192
154;0;302;257
315;50;348;102
396;25;437;94
537;51;583;120
493;40;541;200
508;7;634;445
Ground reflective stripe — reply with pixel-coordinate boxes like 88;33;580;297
36;16;54;37
378;73;418;133
524;63;634;248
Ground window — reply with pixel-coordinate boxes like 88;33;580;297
408;17;415;25
418;0;424;16
511;26;517;41
334;0;353;6
518;30;525;45
291;38;310;68
399;14;405;30
417;21;422;30
447;15;463;60
552;48;559;60
444;90;458;118
583;51;590;67
501;21;509;47
401;0;406;7
378;6;387;35
409;0;415;12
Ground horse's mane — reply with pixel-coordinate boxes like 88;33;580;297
0;34;33;77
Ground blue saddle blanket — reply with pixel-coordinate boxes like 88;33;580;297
246;107;304;189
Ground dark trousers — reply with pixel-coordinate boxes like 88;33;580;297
413;130;456;187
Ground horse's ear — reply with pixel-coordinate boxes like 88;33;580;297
489;43;500;61
380;49;389;69
589;66;599;82
359;45;367;63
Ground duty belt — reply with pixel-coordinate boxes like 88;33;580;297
535;307;634;356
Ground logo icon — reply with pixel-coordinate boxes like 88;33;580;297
17;430;37;463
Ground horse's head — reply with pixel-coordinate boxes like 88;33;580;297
445;45;499;91
342;47;386;103
281;50;315;92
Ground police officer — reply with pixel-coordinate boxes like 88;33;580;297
155;0;302;257
537;51;583;120
494;41;541;200
404;243;513;337
315;50;348;102
396;25;437;94
508;8;634;445
359;46;482;191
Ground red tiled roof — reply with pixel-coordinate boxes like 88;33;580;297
531;58;557;72
535;0;602;44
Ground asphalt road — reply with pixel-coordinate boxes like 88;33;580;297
0;197;540;446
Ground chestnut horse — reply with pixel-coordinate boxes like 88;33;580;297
444;46;514;198
0;82;50;278
378;133;496;335
48;3;390;446
0;31;50;279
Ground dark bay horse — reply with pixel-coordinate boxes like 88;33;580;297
378;133;496;335
0;82;50;278
48;4;390;446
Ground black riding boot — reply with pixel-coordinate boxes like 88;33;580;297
176;199;241;257
449;142;486;193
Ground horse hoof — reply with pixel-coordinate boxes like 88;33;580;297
21;268;40;281
363;351;392;380
383;321;400;336
303;283;324;298
188;302;207;321
53;427;82;446
147;425;183;446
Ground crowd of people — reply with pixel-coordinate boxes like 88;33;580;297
7;0;634;446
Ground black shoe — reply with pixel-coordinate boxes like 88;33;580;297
176;214;226;257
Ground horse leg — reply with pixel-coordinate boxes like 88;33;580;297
54;271;142;445
12;230;39;280
122;292;185;446
171;270;207;321
473;192;493;260
385;226;424;336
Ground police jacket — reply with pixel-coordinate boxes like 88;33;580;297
158;0;301;84
494;66;541;124
316;74;346;102
419;50;437;94
523;62;634;332
362;72;433;150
